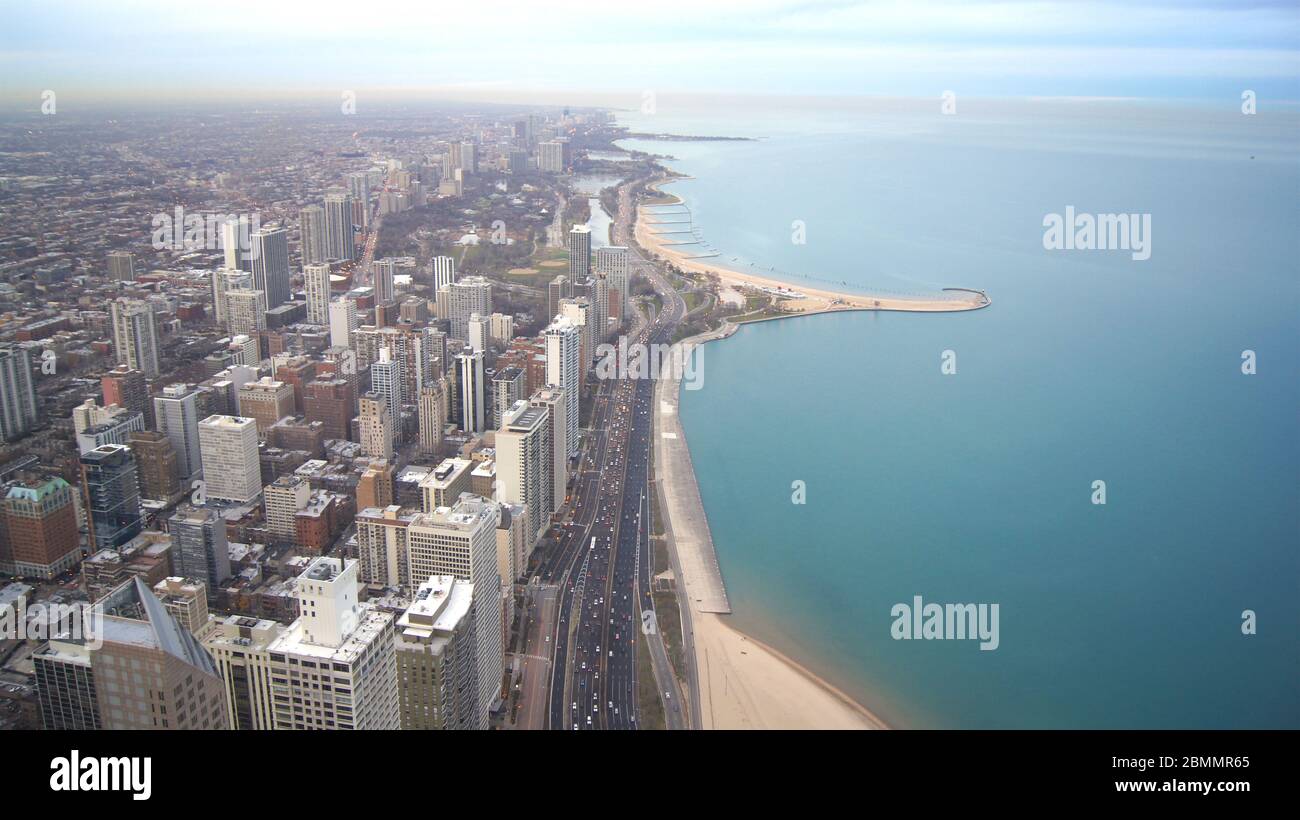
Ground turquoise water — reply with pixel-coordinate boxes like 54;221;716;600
622;99;1300;728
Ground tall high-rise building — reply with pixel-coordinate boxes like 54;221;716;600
372;257;399;305
211;268;251;325
417;380;447;457
263;475;311;544
496;401;552;545
129;430;180;501
370;347;403;431
324;189;356;261
547;274;572;323
588;275;609;343
101;365;147;423
539;141;565;173
489;312;515;346
432;255;456;291
197;415;262;504
446;276;492;340
107;250;135;282
544;317;581;457
225;288;267;338
35;577;228;730
303;378;356;441
529;386;569;513
266;557;399;729
220;217;248;271
328;298;357;348
303;263;331;325
153;383;203;482
423;327;449;380
594;246;630;328
454;350;486;435
0;344;39;441
567;224;591;281
395;575;483;729
237;377;294;435
347;171;371;231
110;299;160;377
168;505;231;591
560;296;594;376
79;444;144;552
299;205;327;266
491;366;525;430
203;614;285;730
467;312;490;352
359;394;394;460
0;476;80;579
250;227;291;310
407;494;503;720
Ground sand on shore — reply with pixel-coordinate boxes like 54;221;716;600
636;183;988;314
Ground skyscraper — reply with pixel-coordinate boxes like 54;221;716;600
211;268;251;325
359;394;394;460
455;350;486;435
567;224;591;281
594;246;630;329
324;189;356;261
266;557;399;730
110;299;160;377
539;140;565;173
0;476;80;579
544;317;581;457
492;366;525;430
446;276;492;340
0;344;38;441
79;444;144;551
406;494;503;722
250;227;291;310
197;415;262;504
220;217;246;271
168;505;231;591
347;171;371;231
328;298;357;348
225;288;267;338
432;255;456;291
418;379;447;456
35;577;228;730
467;312;490;352
107;250;135;282
299;205;327;266
303;263;331;325
496;400;552;545
370;348;403;435
153;383;203;482
395;575;483;729
529;386;569;513
547;274;572;323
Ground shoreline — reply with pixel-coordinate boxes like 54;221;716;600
636;179;990;315
654;321;891;730
641;168;990;729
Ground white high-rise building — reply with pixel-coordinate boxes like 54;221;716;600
263;474;311;541
432;256;456;291
407;494;503;721
370;348;403;434
467;313;490;353
544;317;580;458
220;217;247;271
250;227;291;310
303;263;331;325
153;384;203;481
489;312;515;346
560;296;593;374
529;387;569;512
496;400;552;544
328;298;357;348
266;557;399;730
110;299;160;378
539;141;564;173
225;289;267;337
210;268;251;325
455;350;486;435
197;415;262;503
446;276;492;340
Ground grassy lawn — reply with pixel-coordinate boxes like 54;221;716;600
653;591;685;673
636;630;667;730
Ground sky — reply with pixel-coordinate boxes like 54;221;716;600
1;0;1298;106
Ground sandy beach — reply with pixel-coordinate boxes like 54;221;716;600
636;181;989;315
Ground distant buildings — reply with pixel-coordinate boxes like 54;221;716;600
539;140;565;173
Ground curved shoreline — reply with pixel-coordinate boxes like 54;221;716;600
641;170;989;729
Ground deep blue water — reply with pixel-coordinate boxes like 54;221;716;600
620;99;1300;728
